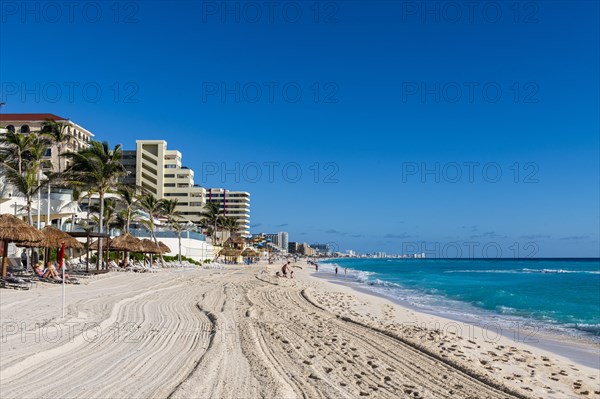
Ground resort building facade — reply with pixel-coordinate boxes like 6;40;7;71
0;113;94;173
127;140;251;235
0;114;93;226
205;188;251;236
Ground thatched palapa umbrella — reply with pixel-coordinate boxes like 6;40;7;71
158;241;171;254
111;233;144;252
18;226;84;267
111;233;144;267
241;248;258;257
19;226;84;249
140;238;161;254
220;248;242;263
0;214;44;278
139;238;162;265
88;238;112;251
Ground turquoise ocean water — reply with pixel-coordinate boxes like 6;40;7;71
320;258;600;341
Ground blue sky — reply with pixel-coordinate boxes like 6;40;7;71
1;1;598;257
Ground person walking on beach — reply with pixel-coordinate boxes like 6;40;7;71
344;267;347;277
335;265;338;276
315;262;319;272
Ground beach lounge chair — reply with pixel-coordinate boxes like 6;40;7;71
0;276;31;290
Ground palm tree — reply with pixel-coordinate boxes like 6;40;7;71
91;198;119;265
62;141;126;266
90;198;119;234
219;216;239;242
116;185;139;234
0;131;34;174
2;167;53;225
138;194;165;265
200;201;224;245
23;135;53;172
41;119;71;173
138;193;163;244
113;185;141;267
0;131;54;226
161;199;184;264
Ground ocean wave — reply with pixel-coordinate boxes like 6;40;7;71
445;268;600;275
522;268;600;274
570;323;600;335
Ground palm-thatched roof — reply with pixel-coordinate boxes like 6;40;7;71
158;241;171;254
110;233;144;252
0;214;44;243
87;238;112;251
18;226;83;249
219;248;242;257
140;238;161;254
241;248;258;257
224;235;246;246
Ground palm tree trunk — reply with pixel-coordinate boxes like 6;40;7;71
27;198;33;226
57;144;62;173
214;219;218;245
124;211;130;266
178;230;182;265
148;219;163;266
97;192;104;270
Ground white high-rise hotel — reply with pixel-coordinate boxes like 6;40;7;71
126;140;250;235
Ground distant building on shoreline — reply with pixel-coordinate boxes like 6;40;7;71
310;243;332;256
288;242;315;256
254;231;288;253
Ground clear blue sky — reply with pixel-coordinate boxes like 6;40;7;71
1;1;598;257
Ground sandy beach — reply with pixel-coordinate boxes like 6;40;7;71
1;261;598;399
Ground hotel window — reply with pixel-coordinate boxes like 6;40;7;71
6;125;15;133
164;183;176;187
165;165;176;169
20;125;30;133
164;174;175;178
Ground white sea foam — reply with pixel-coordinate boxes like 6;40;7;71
445;268;600;275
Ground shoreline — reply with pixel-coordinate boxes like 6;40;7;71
312;270;600;370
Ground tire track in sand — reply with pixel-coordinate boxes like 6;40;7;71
241;278;525;399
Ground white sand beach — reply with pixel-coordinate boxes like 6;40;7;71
1;261;598;399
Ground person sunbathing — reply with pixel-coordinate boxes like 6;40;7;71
43;262;59;279
34;264;45;277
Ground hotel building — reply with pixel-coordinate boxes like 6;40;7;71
205;188;251;236
0;113;94;173
0;114;93;225
129;140;250;235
